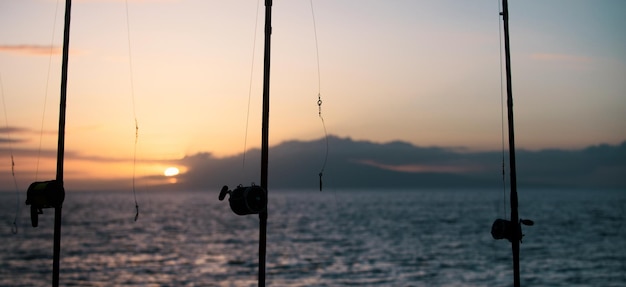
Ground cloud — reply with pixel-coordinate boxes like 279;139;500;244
0;126;29;143
0;138;26;144
0;45;84;57
530;53;593;64
75;0;179;2
2;136;623;192
0;127;34;145
0;147;56;159
515;143;626;188
0;126;30;134
171;136;626;190
0;125;167;163
0;146;120;163
355;159;481;173
7;147;168;163
0;45;62;56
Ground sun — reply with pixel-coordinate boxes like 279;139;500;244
164;167;180;177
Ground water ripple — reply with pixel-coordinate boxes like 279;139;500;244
1;189;625;286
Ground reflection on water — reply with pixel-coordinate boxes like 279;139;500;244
1;189;625;286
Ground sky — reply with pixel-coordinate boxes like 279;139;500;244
0;0;624;190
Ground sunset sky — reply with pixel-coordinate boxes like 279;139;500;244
0;0;624;190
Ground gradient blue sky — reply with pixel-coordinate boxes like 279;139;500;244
0;0;624;188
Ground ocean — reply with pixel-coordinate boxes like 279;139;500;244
1;188;625;286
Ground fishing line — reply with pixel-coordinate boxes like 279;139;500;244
1;74;21;234
309;0;329;191
125;0;140;221
35;0;62;181
242;0;262;168
498;0;508;219
306;4;343;263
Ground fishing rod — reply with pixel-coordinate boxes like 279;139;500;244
24;1;71;286
491;1;533;287
258;1;272;285
218;1;272;286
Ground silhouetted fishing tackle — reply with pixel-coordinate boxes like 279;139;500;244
491;218;534;243
491;1;533;287
23;1;73;286
25;180;65;228
219;184;267;216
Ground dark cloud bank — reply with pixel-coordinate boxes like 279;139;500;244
169;136;626;191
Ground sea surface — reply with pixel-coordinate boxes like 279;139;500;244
1;188;625;286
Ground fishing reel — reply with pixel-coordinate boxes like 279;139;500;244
25;180;65;227
491;218;534;243
219;184;267;216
